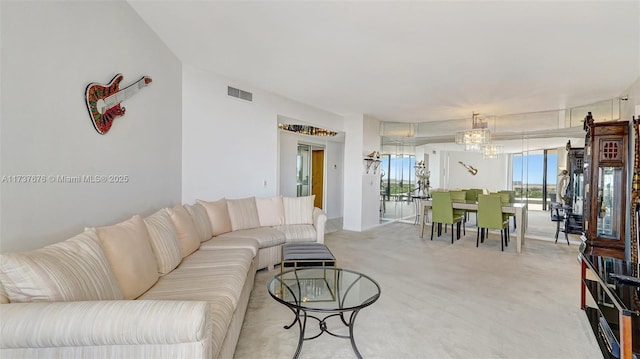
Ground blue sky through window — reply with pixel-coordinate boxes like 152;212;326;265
381;156;415;181
513;153;557;185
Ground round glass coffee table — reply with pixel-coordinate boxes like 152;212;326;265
267;267;381;359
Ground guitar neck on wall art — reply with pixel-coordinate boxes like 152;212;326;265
85;73;152;135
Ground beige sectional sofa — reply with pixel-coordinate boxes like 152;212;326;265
0;195;326;359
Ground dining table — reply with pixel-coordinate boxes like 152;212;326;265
420;199;528;253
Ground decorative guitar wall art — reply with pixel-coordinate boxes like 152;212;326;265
458;161;478;175
85;73;152;134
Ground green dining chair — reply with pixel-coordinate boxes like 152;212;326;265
498;190;517;230
477;194;510;251
449;190;466;235
496;192;511;246
430;191;464;243
464;189;479;223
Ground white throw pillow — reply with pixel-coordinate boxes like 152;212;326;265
185;203;213;242
166;205;201;258
0;228;123;303
226;197;261;231
283;195;315;225
96;215;159;300
143;209;182;275
256;196;285;227
197;198;232;236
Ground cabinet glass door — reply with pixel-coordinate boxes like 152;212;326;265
596;166;622;239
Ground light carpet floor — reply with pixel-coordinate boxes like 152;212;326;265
234;222;602;359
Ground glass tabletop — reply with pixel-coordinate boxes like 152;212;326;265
267;267;381;312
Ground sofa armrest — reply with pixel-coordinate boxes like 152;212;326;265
0;300;211;355
312;207;327;244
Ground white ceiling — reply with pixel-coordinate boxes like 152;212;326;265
129;0;639;125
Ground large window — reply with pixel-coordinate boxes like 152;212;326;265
512;149;557;210
381;154;415;200
380;154;417;222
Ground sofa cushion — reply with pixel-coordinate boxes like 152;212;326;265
217;227;286;248
197;199;232;236
274;224;317;242
185;203;213;242
141;248;252;307
166;205;201;258
96;215;159;299
283;195;315;224
226;197;260;231
255;196;285;227
143;209;183;275
0;228;123;303
200;237;260;257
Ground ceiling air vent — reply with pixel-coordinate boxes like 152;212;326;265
227;86;253;102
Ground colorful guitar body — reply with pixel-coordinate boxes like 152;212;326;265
85;73;152;135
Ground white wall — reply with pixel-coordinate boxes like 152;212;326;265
621;77;640;120
278;131;299;198
362;116;382;229
0;1;182;252
325;141;344;219
181;65;345;207
441;151;508;191
342;115;365;231
422;145;442;189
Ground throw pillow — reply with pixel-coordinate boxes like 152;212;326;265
283;195;315;225
0;228;123;302
143;209;182;275
185;203;213;242
166;205;201;258
255;196;285;227
197;198;232;236
96;215;159;299
226;197;260;231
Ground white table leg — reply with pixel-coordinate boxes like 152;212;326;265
516;207;524;253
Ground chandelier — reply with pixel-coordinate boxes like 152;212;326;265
455;112;490;150
481;144;503;159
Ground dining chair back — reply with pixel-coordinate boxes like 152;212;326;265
430;191;464;243
477;194;509;251
498;190;517;229
449;190;467;234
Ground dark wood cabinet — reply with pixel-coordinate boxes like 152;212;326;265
581;113;629;260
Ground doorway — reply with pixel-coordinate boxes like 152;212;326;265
312;150;324;209
296;144;325;209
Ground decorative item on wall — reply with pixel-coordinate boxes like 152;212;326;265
414;160;431;197
278;123;337;137
363;151;381;174
85;73;152;135
458;161;478;175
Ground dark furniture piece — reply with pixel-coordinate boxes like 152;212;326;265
281;243;336;273
581;113;630;260
580;253;640;359
550;202;570;245
267;267;381;359
564;140;585;235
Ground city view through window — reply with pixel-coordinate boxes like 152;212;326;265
513;150;558;210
